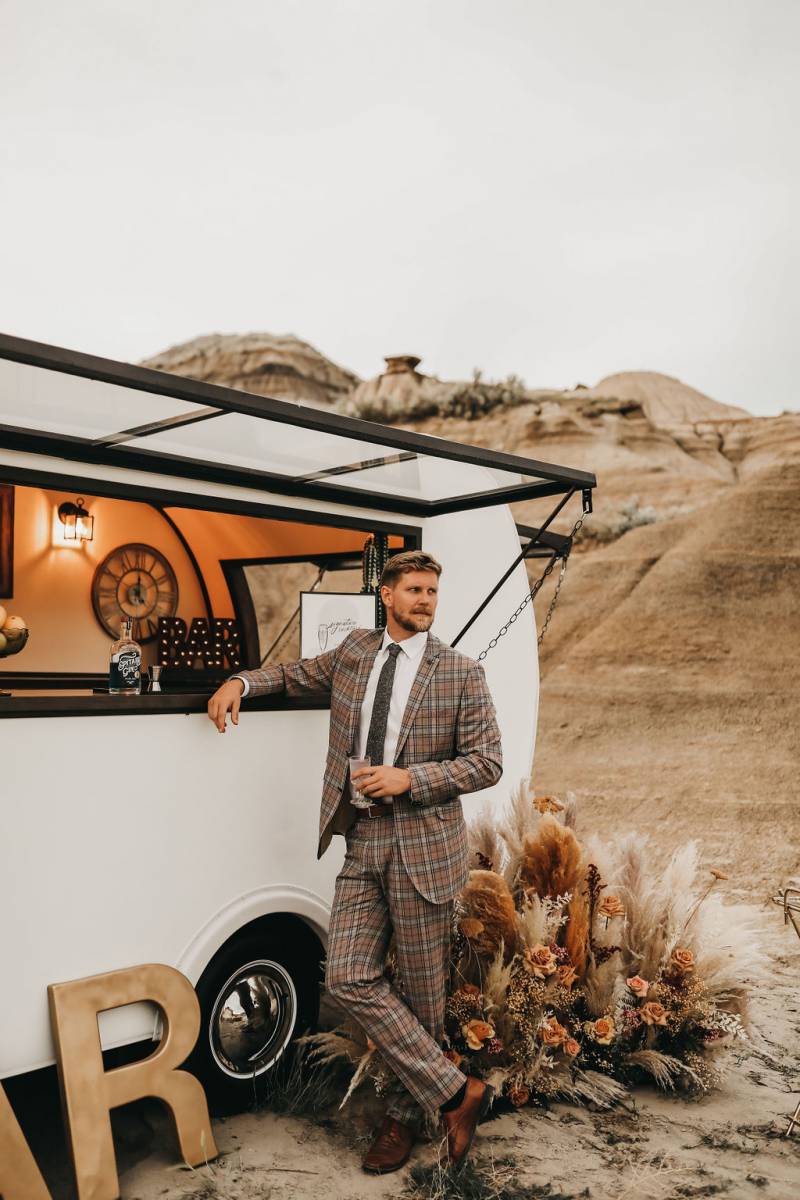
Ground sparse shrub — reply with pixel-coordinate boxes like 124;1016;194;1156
577;498;700;549
255;1040;347;1116
578;498;658;546
406;1153;557;1200
340;369;532;425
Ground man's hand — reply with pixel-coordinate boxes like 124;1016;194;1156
207;678;244;733
352;765;411;799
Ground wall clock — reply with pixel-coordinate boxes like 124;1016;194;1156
92;543;179;642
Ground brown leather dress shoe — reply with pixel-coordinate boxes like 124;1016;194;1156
440;1076;495;1169
362;1115;417;1174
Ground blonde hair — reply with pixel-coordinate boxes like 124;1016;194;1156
379;550;443;590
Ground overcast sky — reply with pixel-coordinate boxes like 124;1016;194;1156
1;1;797;415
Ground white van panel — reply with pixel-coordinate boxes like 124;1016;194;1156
1;478;537;1078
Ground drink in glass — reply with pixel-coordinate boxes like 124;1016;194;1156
348;755;371;808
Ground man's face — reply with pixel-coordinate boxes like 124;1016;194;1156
381;569;439;634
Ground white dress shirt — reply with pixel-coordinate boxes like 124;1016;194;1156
233;672;252;697
351;628;428;804
231;629;428;800
355;628;428;766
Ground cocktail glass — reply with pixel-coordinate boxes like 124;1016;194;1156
348;755;372;807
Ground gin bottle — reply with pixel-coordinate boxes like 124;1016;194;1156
109;617;142;694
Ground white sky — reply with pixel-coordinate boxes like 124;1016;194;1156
1;0;797;415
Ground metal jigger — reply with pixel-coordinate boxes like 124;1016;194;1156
147;663;163;693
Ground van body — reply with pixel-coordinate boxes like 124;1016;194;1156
0;335;595;1104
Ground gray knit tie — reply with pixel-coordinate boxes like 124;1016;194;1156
365;642;402;766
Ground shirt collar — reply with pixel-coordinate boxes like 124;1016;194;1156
381;628;429;661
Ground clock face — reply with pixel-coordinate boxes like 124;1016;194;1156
92;543;179;642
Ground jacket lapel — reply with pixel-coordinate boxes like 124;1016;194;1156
347;628;384;754
392;633;442;764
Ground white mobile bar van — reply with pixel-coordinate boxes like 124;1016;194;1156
0;334;595;1109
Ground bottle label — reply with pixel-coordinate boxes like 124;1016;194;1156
110;649;141;689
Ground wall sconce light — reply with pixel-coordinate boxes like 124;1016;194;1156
57;496;94;542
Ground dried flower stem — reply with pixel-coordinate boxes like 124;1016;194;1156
682;879;720;935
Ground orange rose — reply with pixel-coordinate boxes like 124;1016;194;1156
626;975;649;997
556;963;578;989
459;918;485;939
584;1016;616;1044
640;1002;668;1026
598;895;625;919
564;1037;580;1058
462;1019;495;1050
508;1084;530;1107
524;943;558;978
533;795;564;814
540;1017;568;1046
670;947;694;973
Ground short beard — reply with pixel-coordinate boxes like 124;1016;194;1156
394;611;434;633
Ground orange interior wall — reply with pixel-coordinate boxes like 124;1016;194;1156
164;507;401;617
1;483;406;674
2;486;207;672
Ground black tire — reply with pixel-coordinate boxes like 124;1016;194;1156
185;918;322;1114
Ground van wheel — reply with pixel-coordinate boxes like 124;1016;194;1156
186;922;321;1114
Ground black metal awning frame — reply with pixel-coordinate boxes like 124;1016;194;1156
451;485;592;647
0;333;597;520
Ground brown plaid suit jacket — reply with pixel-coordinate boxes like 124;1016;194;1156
230;627;503;902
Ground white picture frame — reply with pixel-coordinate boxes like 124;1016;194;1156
299;591;378;657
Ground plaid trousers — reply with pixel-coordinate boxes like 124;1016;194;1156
324;812;466;1129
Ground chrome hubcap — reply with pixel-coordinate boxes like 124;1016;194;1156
209;959;298;1079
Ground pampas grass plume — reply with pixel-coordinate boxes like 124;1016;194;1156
460;869;518;962
518;814;583;899
565;880;590;976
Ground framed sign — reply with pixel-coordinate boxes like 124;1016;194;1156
300;591;378;657
0;484;14;599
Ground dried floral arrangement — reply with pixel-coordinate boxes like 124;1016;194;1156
302;784;766;1113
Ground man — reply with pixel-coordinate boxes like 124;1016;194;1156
207;550;502;1173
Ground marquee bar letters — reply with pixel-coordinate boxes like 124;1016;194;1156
158;617;242;670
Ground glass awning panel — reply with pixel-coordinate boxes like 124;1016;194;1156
124;411;525;501
0;333;597;515
0;356;215;440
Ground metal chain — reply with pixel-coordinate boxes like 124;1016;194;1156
476;509;590;661
537;554;568;645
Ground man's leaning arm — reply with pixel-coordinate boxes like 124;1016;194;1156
406;661;503;806
223;640;343;700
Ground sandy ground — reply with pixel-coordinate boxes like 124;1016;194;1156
13;887;798;1200
10;397;799;1198
105;918;797;1200
115;448;800;1200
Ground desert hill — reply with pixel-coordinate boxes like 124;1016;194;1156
402;384;796;892
142;337;800;898
583;370;751;426
399;388;800;895
141;332;358;408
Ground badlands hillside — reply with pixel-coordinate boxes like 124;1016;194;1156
142;332;358;408
144;336;800;901
402;380;800;903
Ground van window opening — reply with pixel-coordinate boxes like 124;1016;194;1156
2;479;411;682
